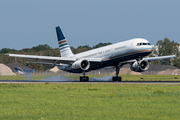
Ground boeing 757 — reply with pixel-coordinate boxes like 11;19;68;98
7;26;176;82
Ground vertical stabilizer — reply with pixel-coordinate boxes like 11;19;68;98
56;26;74;57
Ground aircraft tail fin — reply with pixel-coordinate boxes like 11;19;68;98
56;26;74;57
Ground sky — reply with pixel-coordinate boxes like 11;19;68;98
0;0;180;50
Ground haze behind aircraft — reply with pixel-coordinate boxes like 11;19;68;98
8;26;176;82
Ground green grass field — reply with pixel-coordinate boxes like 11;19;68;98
0;83;180;119
0;75;52;80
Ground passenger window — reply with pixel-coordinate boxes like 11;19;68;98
137;43;140;46
140;43;142;45
143;43;147;45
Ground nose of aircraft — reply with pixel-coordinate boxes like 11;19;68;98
150;45;153;51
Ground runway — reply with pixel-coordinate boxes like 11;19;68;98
1;80;180;84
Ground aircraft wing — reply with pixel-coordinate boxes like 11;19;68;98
7;54;76;65
124;55;176;63
143;55;176;61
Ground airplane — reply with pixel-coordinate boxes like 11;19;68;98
7;26;176;82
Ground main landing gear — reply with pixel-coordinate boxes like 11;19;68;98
112;65;122;82
79;64;123;82
80;71;89;82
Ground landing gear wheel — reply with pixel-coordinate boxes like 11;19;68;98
112;76;122;82
80;76;89;82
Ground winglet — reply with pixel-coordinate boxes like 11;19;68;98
56;26;65;41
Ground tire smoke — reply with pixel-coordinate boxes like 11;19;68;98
90;76;113;81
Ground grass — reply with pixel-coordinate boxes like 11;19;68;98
0;75;53;80
120;75;180;81
0;83;180;119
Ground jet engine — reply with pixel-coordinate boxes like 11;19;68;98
130;60;149;72
71;59;90;71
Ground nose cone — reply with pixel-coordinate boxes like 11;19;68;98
144;45;153;53
150;45;153;51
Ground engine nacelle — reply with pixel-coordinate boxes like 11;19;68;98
131;60;149;72
57;63;69;71
71;59;90;71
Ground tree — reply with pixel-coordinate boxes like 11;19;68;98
31;44;51;52
25;60;44;71
172;58;180;68
75;45;92;54
152;38;180;68
0;48;17;54
93;42;112;49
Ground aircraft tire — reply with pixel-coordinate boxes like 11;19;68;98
80;77;83;82
112;77;122;82
80;76;89;82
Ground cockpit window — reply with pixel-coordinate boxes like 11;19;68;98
137;42;151;46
